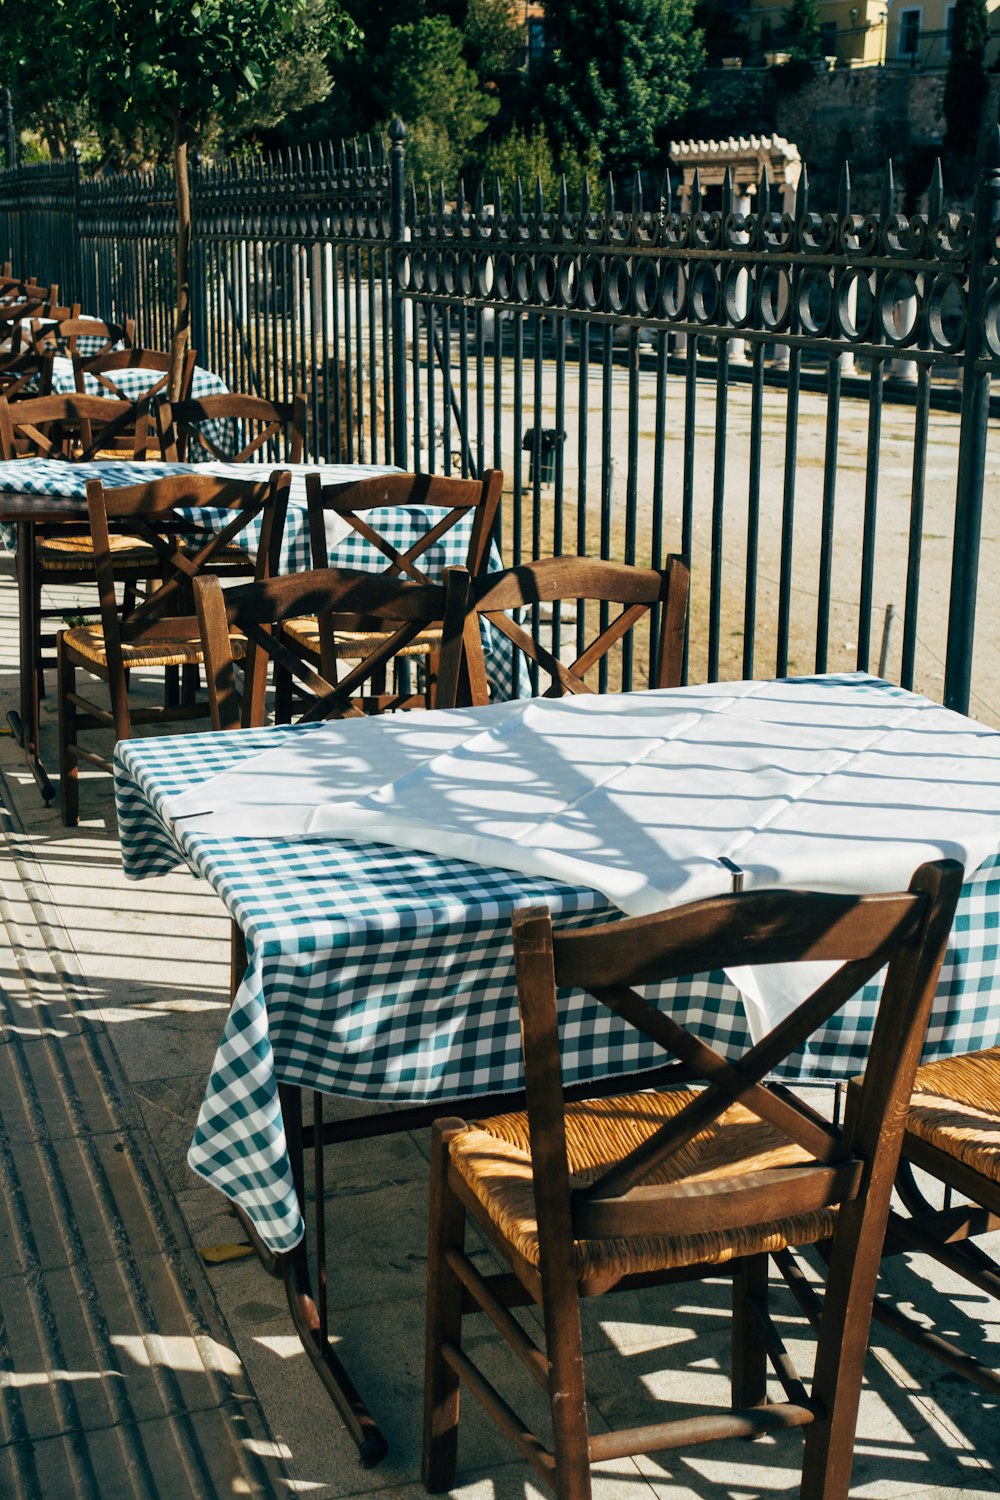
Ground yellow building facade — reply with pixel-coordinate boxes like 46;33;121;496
745;0;1000;69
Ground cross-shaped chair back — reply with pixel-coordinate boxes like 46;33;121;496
459;553;690;701
0;349;55;401
72;346;196;402
513;859;962;1249
31;316;134;355
156;392;306;463
190;565;473;729
0;392;154;461
306;470;503;582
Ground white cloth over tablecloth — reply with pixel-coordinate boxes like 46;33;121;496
162;676;1000;1036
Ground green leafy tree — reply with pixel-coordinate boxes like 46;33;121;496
78;0;357;392
780;0;822;58
480;122;601;207
943;0;989;157
542;0;703;175
374;16;498;185
0;0;90;159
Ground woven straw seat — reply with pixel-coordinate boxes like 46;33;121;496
281;613;442;661
451;1091;837;1279
905;1046;1000;1185
36;532;162;568
62;621;246;669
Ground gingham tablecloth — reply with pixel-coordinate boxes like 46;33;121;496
48;357;234;456
0;458;528;699
113;675;1000;1254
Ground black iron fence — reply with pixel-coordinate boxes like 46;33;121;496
1;130;998;717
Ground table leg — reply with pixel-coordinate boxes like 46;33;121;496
6;519;54;802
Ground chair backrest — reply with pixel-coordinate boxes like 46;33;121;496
31;316;134;355
0;349;55;402
83;470;291;724
306;470;504;583
511;856;962;1252
72;346;196;404
458;554;690;702
156;392;306;463
189;565;473;730
0;392;154;461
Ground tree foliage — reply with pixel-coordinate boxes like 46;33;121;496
0;0;90;159
374;16;498;184
541;0;704;174
780;0;822;58
943;0;989;157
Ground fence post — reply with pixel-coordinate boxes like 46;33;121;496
389;118;407;468
72;147;83;306
3;88;15;172
944;127;1000;713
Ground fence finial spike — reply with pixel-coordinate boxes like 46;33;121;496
632;172;642;214
838;160;851;218
604;171;614;212
880;159;894;219
407;180;417;217
759;161;771;214
660;167;672;214
424;179;433;214
438;178;446;214
796;163;809;219
721;165;733;215
559;173;568;215
475;176;485;214
494;174;503;216
928;156;943;218
457;174;466;210
535;173;544;215
365;136;374;170
692;167;702;212
581;172;590;217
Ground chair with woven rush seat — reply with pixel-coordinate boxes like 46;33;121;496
57;469;290;824
72;347;197;457
456;553;690;702
277;469;503;716
422;860;963;1500
191;564;475;730
848;1045;1000;1397
156;391;306;464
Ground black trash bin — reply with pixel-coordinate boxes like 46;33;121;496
522;426;565;486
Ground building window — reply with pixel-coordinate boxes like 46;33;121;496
820;19;837;51
898;7;921;56
527;18;546;57
944;2;955;52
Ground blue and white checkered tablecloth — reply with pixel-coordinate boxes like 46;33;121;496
113;676;1000;1254
47;357;234;457
0;459;529;700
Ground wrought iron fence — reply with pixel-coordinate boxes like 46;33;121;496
1;128;998;718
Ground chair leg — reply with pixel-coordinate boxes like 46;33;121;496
422;1121;469;1494
539;1255;592;1500
274;662;293;724
57;640;79;827
732;1255;769;1409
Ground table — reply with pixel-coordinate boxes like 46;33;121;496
113;673;1000;1461
0;458;523;800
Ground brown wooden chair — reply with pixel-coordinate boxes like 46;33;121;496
190;564;474;730
0;392;154;462
156;391;306;463
422;859;963;1500
56;470;290;824
30;316;135;356
849;1045;1000;1397
456;553;691;702
71;347;196;458
277;470;503;716
0;349;55;401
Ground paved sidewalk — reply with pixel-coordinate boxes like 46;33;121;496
0;574;998;1499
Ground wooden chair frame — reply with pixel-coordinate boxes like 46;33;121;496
70;347;196;458
423;859;963;1500
0;348;55;401
458;553;690;702
191;564;474;729
56;470;291;824
30;316;135;356
156;391;306;463
0;392;155;462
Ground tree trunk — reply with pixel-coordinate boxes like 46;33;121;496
170;114;192;401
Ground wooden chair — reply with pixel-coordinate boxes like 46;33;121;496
191;564;474;730
56;470;290;824
0;392;154;462
278;470;503;716
0;349;55;401
849;1046;1000;1396
71;347;196;458
457;554;691;702
30;316;135;356
423;859;963;1500
156;391;306;463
